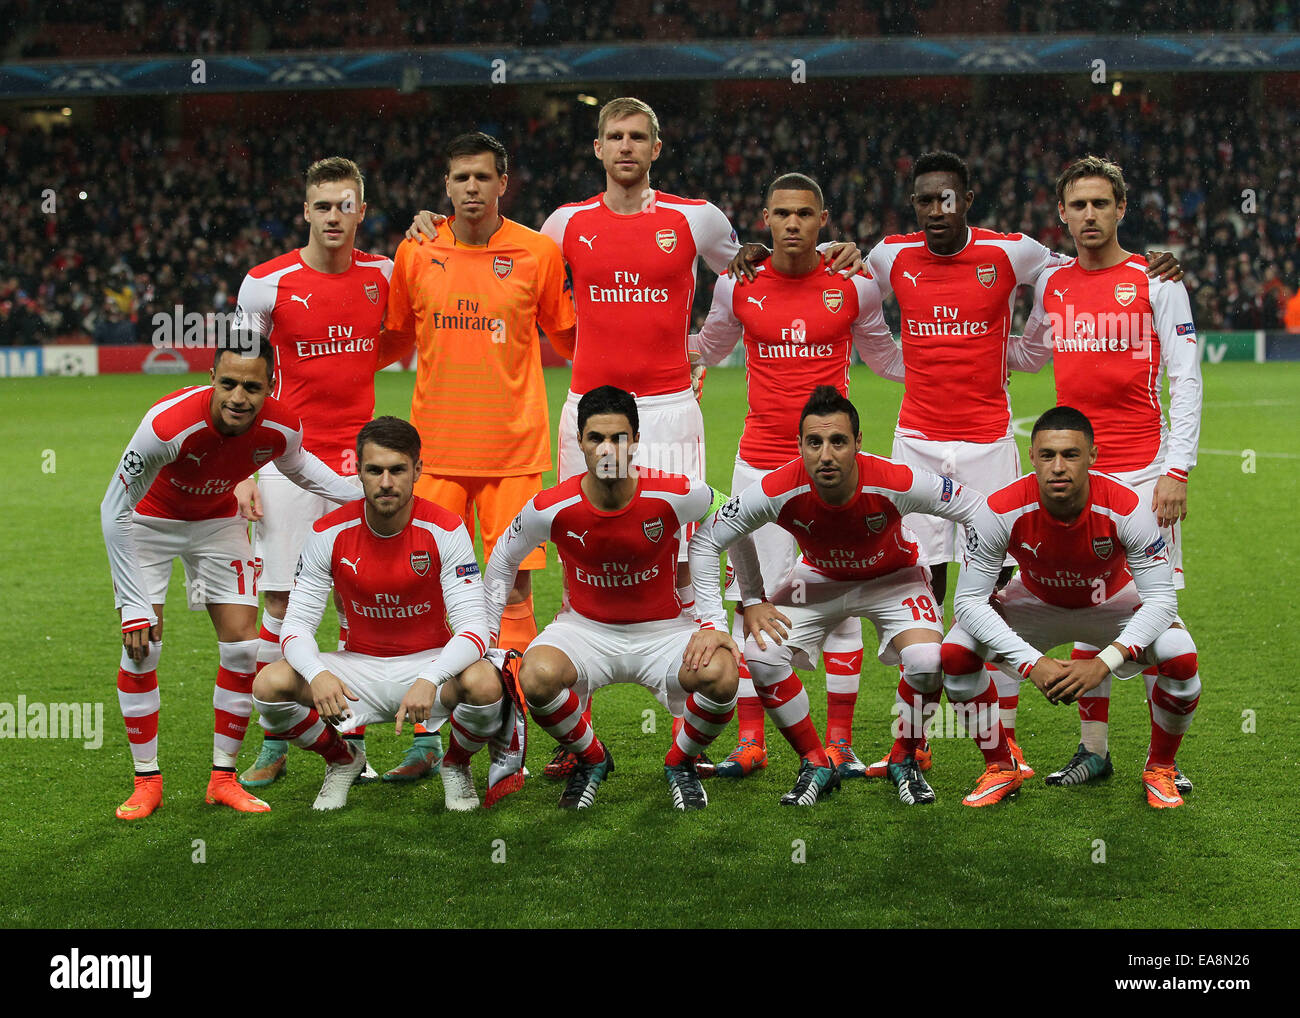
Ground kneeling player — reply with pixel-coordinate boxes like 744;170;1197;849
102;336;364;820
691;386;1021;807
251;417;525;812
485;386;739;811
947;406;1200;809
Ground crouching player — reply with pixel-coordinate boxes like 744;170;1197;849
252;417;526;812
691;386;1019;806
484;386;738;811
946;406;1200;808
102;336;366;819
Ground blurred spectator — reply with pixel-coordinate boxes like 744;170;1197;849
1;90;1295;339
1286;290;1300;332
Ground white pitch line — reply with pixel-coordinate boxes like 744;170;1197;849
1200;448;1300;460
1202;400;1297;409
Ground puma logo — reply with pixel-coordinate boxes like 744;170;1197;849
185;451;207;465
1052;288;1069;301
340;556;361;574
429;256;447;270
566;530;589;547
290;293;312;310
747;296;768;310
1019;541;1043;556
791;519;813;534
578;234;596;250
902;270;921;287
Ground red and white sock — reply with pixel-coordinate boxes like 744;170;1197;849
731;616;764;745
442;699;503;766
945;658;1012;769
748;656;829;768
666;691;737;766
894;643;943;760
991;662;1021;741
213;639;257;768
255;611;283;675
1072;645;1111;755
823;619;863;744
531;689;603;764
1147;629;1201;769
117;641;162;773
252;697;352;764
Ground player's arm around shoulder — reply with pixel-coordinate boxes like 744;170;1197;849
693;273;743;366
1008;268;1057;374
273;423;363;505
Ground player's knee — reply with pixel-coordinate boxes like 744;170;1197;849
900;642;943;692
263;591;289;617
459;659;505;705
941;640;984;678
252;659;294;701
1154;627;1198;680
696;653;739;698
519;651;566;701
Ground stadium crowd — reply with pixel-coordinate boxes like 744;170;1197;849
2;92;1297;346
7;0;1297;59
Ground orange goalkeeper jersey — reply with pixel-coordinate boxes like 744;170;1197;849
385;216;576;476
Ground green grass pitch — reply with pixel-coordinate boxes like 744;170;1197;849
0;363;1296;928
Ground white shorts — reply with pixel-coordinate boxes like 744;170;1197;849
950;575;1177;679
725;456;799;602
322;647;507;729
119;513;259;611
757;562;942;670
530;610;697;716
559;387;705;563
892;432;1020;565
255;466;363;591
1106;451;1185;590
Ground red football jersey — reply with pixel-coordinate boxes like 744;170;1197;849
688;452;985;631
129;386;300;521
1029;255;1202;475
285;497;485;660
868;227;1066;443
235;249;393;472
542;192;739;397
485;471;715;627
102;385;360;628
693;259;901;469
953;471;1178;674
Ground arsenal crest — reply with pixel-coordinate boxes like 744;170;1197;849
976;263;997;288
865;512;887;534
1114;282;1136;307
252;447;274;465
1092;536;1114;559
493;256;513;279
364;282;380;304
823;289;843;313
656;229;677;253
410;551;431;576
643;517;664;543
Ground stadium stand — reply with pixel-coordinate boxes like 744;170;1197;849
9;1;1299;59
2;87;1295;345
